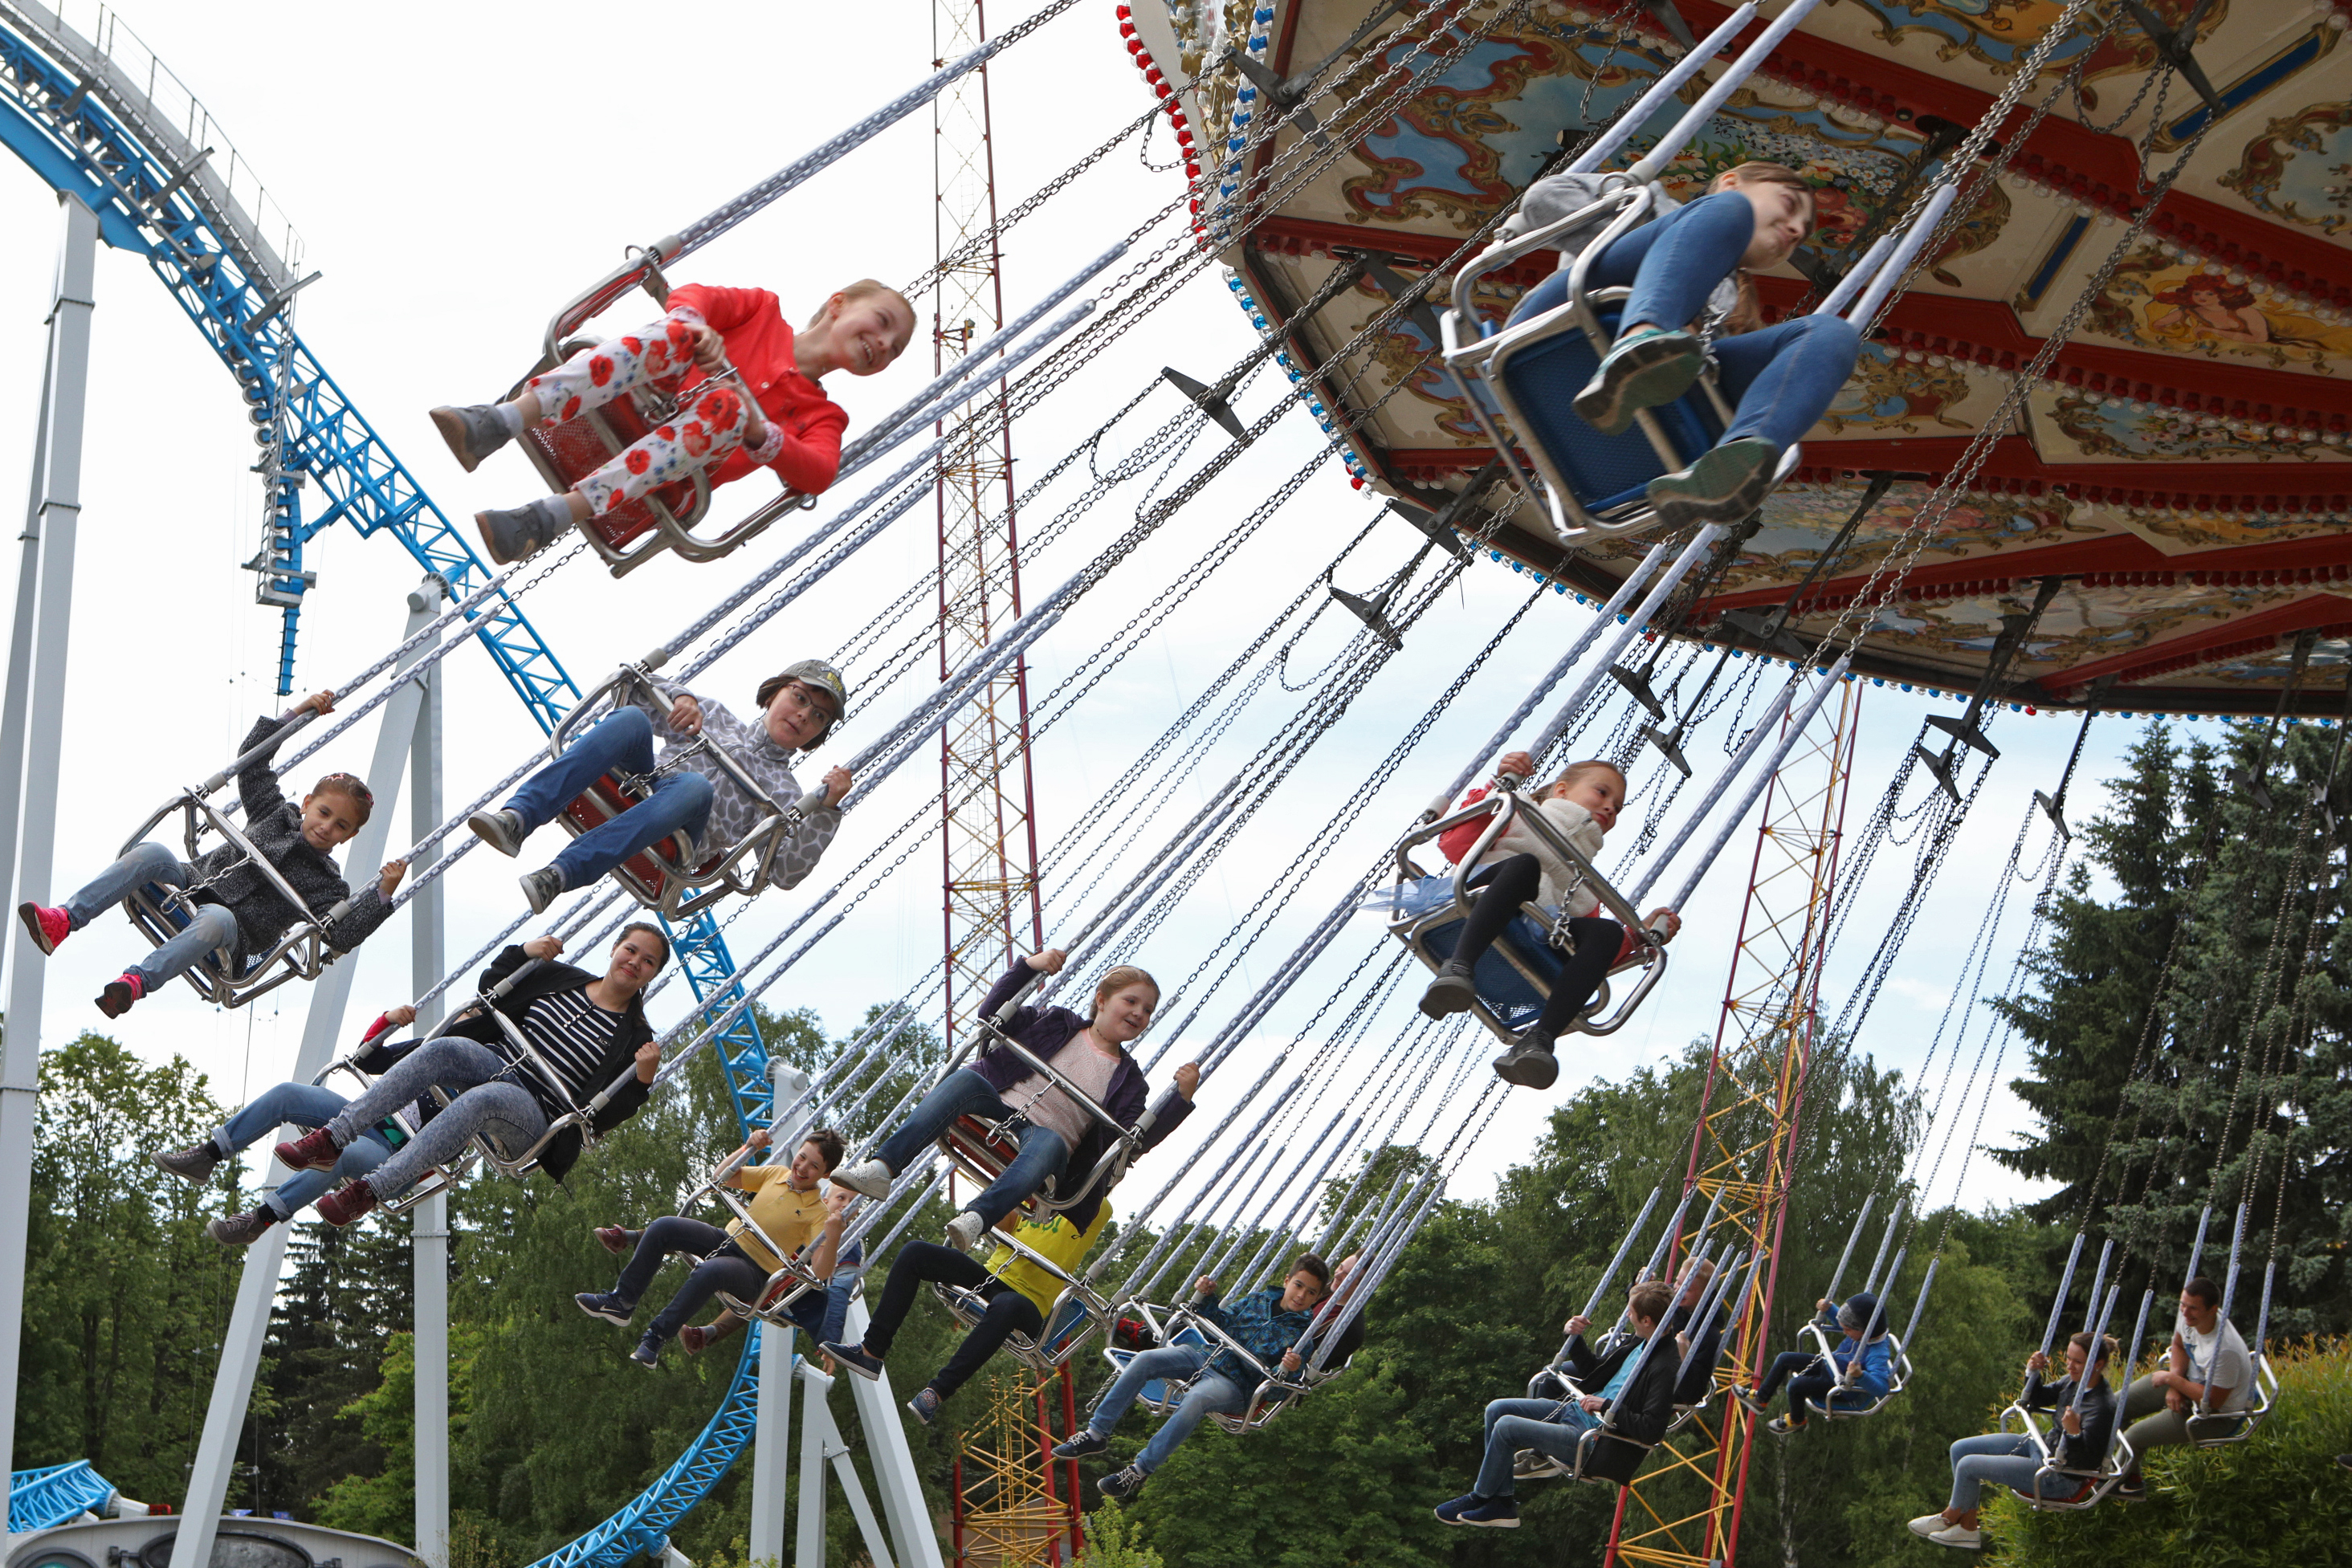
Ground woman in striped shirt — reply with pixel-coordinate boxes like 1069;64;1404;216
271;924;671;1225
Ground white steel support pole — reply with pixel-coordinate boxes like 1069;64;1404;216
175;587;441;1558
794;1362;834;1568
746;1321;796;1562
835;1298;946;1568
406;577;450;1568
0;192;99;1523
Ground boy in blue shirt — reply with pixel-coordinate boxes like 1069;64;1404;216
1736;1290;1891;1434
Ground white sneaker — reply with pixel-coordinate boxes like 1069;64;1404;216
944;1210;986;1252
829;1158;894;1199
1907;1514;1950;1539
1926;1524;1982;1551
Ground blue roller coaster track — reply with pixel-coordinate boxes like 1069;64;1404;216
7;1460;116;1533
0;4;773;1558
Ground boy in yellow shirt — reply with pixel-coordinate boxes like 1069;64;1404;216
576;1126;856;1367
825;1203;1111;1424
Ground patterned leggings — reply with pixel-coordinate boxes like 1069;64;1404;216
526;307;749;515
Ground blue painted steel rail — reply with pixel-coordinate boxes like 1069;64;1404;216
0;8;772;1564
8;1460;114;1533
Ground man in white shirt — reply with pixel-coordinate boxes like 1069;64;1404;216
2114;1276;2253;1498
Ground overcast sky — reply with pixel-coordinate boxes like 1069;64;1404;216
0;0;2228;1233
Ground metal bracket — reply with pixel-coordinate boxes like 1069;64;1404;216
2117;0;2227;115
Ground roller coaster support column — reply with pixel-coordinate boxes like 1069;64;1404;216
176;582;445;1558
406;577;451;1568
0;191;97;1521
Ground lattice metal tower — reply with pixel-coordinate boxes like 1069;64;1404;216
1608;682;1863;1568
933;0;1044;1041
951;1376;1078;1566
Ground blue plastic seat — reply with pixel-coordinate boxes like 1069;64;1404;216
1496;297;1724;514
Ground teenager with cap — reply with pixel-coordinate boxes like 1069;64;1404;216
1736;1291;1893;1434
468;660;854;914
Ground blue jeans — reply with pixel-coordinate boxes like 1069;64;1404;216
506;707;716;892
328;1037;548;1199
1947;1432;2074;1509
873;1067;1071;1226
217;1081;392;1219
1089;1343;1250;1473
1476;1396;1599;1498
1514;192;1862;454
63;839;243;989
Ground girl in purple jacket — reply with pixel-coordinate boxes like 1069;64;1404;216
831;947;1200;1252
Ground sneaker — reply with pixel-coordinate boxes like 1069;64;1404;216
17;901;68;955
595;1225;637;1256
96;971;145;1019
630;1332;661;1369
1511;1448;1554;1480
1907;1513;1952;1539
1731;1386;1768;1415
1646;437;1780;532
1457;1496;1519;1528
1098;1465;1147;1501
679;1324;713;1355
574;1291;637;1327
905;1387;943;1425
685;1316;745;1354
823;1340;886;1381
520;865;565;915
468;808;528;857
315;1178;378;1228
1418;958;1478;1020
1493;1033;1560;1090
475;499;568;565
1766;1415;1803;1437
2114;1476;2146;1503
829;1157;895;1199
430;404;515;474
1925;1524;1983;1550
1573;325;1703;436
207;1206;280;1246
275;1126;341;1172
1434;1493;1482;1525
944;1210;987;1253
153;1139;222;1185
1052;1429;1110;1460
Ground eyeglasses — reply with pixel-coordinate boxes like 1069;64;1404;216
316;772;373;806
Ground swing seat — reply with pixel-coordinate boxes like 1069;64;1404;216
1510;1419;1657;1489
116;792;342;1011
1439;181;1801;544
2187;1352;2275;1448
1796;1321;1911;1420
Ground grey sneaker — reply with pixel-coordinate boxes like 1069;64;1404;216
944;1210;987;1253
469;808;528;857
1417;958;1477;1020
430;404;515;473
823;1340;886;1381
1573;326;1703;436
1645;437;1780;531
520;865;566;914
829;1157;895;1199
475;497;569;565
1098;1465;1147;1501
153;1140;222;1185
906;1387;943;1425
207;1206;279;1246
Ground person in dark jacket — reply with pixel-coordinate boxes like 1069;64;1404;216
18;690;406;1017
830;947;1199;1252
270;925;671;1226
1907;1332;2118;1550
1738;1290;1893;1433
1437;1281;1680;1528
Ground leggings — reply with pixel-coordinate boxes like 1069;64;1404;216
527;307;751;515
1454;853;1623;1036
863;1240;1046;1399
327;1037;550;1199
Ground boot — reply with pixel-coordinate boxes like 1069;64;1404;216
1417;956;1478;1020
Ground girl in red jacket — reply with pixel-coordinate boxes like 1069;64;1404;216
434;280;916;564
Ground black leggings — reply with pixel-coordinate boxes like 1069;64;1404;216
864;1240;1046;1399
1454;853;1623;1036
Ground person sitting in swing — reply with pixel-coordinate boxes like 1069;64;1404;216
1053;1252;1359;1501
1736;1290;1891;1434
822;1200;1115;1425
1436;1279;1681;1526
1503;160;1860;529
2111;1276;2252;1501
573;1126;858;1368
432;280;917;564
1421;753;1679;1089
467;660;853;917
830;947;1200;1252
1909;1331;2118;1550
18;689;407;1017
266;927;670;1226
153;1004;428;1246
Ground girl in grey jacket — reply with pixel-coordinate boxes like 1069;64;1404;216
18;690;406;1016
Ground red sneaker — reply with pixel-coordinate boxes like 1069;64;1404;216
96;971;145;1019
315;1178;378;1228
595;1225;637;1256
275;1127;341;1171
17;902;68;956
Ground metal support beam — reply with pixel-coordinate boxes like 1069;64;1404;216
407;576;450;1568
174;584;442;1558
0;191;97;1522
746;1322;794;1563
794;1359;896;1568
835;1299;947;1568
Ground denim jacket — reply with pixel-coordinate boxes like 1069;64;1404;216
1197;1285;1314;1389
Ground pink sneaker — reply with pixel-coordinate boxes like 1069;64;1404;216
16;902;68;956
315;1178;378;1228
275;1126;341;1171
96;971;145;1019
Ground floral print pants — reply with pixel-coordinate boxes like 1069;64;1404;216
527;307;748;515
